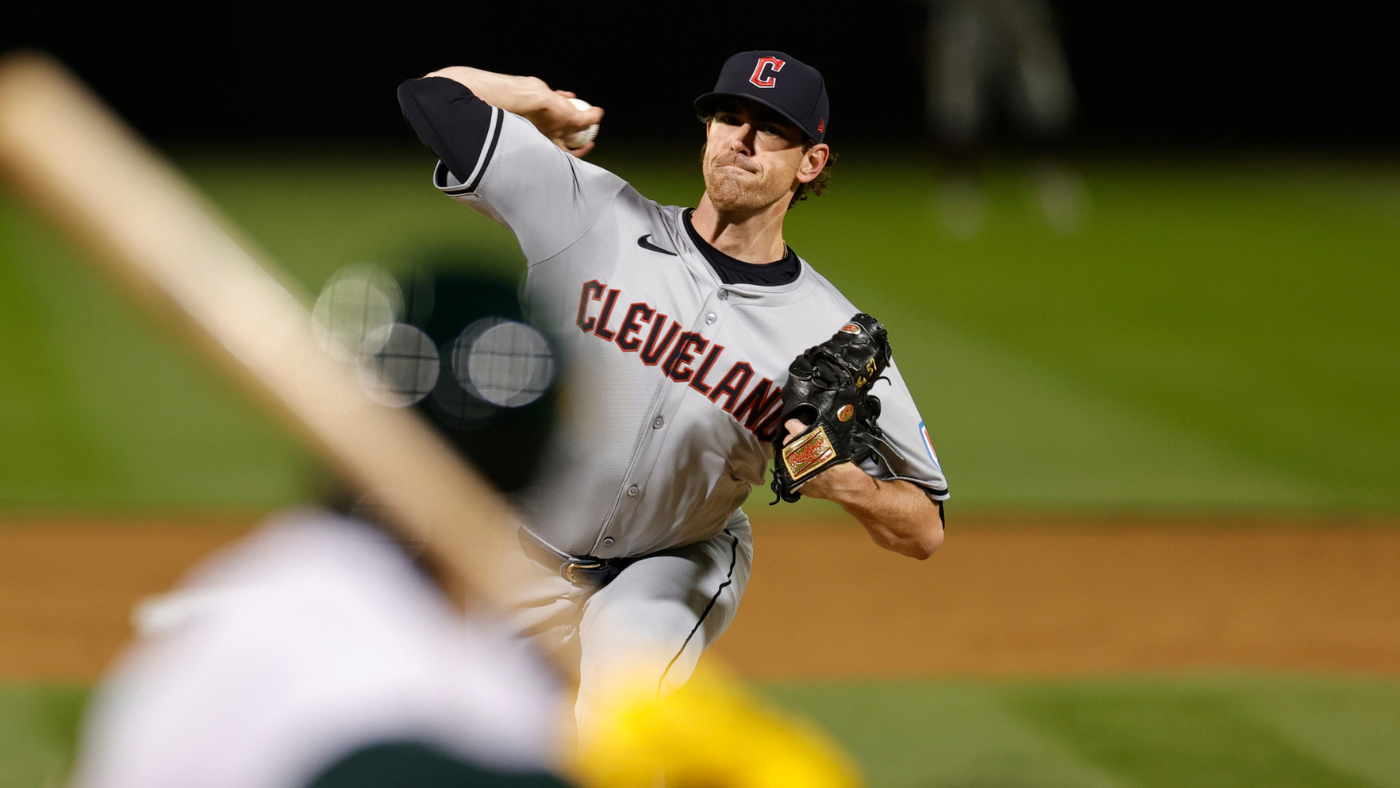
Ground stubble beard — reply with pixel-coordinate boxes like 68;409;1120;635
702;148;787;213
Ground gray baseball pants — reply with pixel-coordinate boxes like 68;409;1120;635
500;510;754;735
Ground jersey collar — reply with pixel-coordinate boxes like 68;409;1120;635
662;205;818;305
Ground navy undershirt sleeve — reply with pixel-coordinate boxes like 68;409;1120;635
397;77;495;184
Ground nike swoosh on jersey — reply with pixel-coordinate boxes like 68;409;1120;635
637;234;678;256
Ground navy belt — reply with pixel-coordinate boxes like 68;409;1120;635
517;528;629;587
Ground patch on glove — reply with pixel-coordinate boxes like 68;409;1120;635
770;313;893;504
781;426;839;481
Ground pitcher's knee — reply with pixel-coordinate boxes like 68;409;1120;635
582;598;696;663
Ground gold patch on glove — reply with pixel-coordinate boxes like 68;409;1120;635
782;427;837;481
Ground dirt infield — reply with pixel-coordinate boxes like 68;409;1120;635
0;516;254;679
720;516;1400;678
2;514;1398;681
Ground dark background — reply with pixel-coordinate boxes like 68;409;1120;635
6;1;1398;148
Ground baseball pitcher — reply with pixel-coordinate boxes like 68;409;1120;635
397;50;949;736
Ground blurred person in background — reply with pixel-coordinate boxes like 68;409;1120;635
924;0;1082;237
68;269;575;788
71;511;571;788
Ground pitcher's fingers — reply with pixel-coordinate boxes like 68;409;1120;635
785;419;806;441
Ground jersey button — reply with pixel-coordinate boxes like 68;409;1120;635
652;416;664;429
717;289;729;301
602;536;615;547
705;312;717;325
627;485;639;497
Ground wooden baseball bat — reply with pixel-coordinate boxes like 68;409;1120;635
0;51;531;616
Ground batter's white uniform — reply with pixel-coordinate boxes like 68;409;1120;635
71;512;567;788
405;81;949;724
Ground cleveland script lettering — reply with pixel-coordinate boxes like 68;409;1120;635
575;280;785;439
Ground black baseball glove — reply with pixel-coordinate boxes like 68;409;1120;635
770;313;892;504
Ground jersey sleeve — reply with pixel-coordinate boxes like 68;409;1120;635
859;358;950;501
397;77;626;264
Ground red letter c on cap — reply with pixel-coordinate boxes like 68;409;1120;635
749;57;786;88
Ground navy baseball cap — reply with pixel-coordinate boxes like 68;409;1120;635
694;50;830;143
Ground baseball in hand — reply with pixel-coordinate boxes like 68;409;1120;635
564;97;600;150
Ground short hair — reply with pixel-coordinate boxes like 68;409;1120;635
698;99;835;210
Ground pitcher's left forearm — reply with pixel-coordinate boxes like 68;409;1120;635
799;463;944;559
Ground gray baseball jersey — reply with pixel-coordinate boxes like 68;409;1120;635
431;104;949;560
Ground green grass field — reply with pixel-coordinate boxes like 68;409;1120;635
2;149;1398;786
766;675;1400;788
5;676;1399;788
1;149;1396;513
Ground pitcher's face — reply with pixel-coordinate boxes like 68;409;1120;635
702;100;809;213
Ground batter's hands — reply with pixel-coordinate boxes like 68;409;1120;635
781;419;875;502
